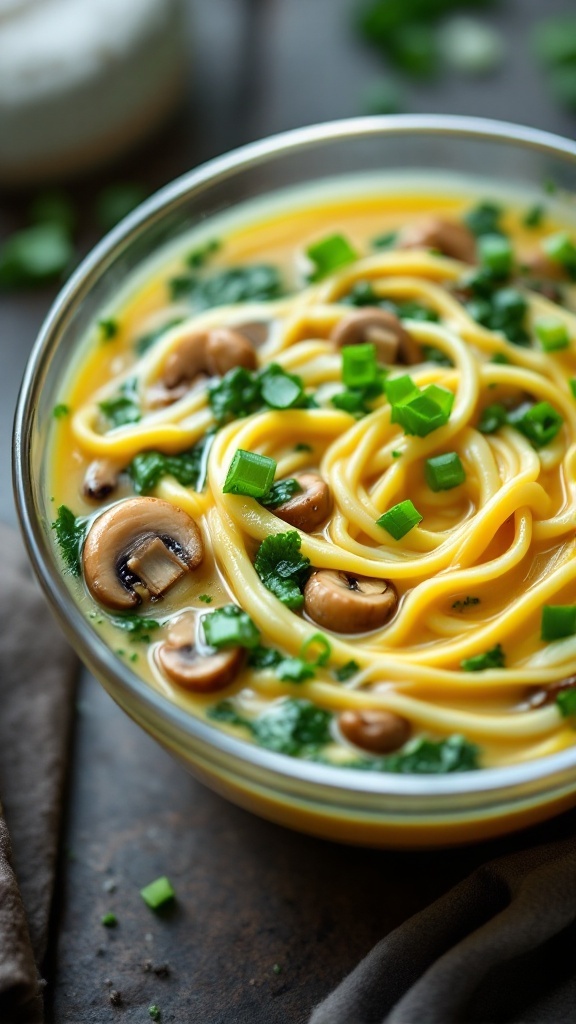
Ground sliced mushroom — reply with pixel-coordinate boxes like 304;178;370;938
156;611;243;692
521;251;567;282
525;674;576;709
400;217;476;264
161;326;257;390
205;327;258;376
231;320;269;346
274;472;332;532
304;570;398;633
83;496;204;610
330;308;421;365
82;458;121;500
339;709;411;754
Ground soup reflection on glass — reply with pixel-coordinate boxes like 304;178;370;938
48;175;576;779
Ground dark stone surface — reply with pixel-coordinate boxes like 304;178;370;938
1;0;576;1021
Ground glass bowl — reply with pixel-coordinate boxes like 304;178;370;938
14;115;576;847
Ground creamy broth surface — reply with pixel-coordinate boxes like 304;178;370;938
49;185;576;773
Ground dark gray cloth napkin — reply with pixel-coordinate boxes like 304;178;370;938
0;524;77;1024
310;831;576;1024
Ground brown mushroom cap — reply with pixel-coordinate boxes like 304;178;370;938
339;709;411;754
401;217;476;264
83;497;204;611
156;610;243;692
274;472;332;532
521;251;567;282
303;569;398;633
161;326;258;390
330;308;421;366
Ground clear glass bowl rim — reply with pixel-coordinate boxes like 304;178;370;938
13;113;576;801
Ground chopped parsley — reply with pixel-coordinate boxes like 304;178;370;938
254;531;311;609
127;433;215;494
372;230;398;250
186;238;221;269
208;364;309;426
360;734;479;774
334;660;360;682
98;318;118;341
260;478;302;509
169;263;284;308
523;204;545;229
198;594;212;604
52;505;87;576
294;442;313;452
248;644;316;682
209;698;332;756
464;201;504;238
148;1008;162;1022
478;402;508;434
557;689;576;718
99;379;140;429
53;403;70;419
109;614;162;643
466;286;529;346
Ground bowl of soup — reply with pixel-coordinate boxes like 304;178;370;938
14;116;576;846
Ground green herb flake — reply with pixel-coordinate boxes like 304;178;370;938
109;614;162;643
377;499;423;540
464;201;503;238
523;204;545;229
101;913;117;928
367;734;479;774
98;318;119;341
557;689;576;718
294;443;313;452
53;403;70;419
99;382;141;429
186;238;221;269
461;643;505;672
52;505;86;576
254;531;311;609
334;660;360;682
148;1007;162;1022
128;434;214;494
260;477;303;509
372;231;398;250
198;594;212;604
140;876;175;911
174;264;284;309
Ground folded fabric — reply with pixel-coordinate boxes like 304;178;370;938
310;832;576;1024
0;524;77;1024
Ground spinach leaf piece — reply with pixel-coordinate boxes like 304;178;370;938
52;505;87;576
254;531;311;610
109;615;162;643
208;698;332;757
169;264;284;309
127;432;215;494
364;734;479;773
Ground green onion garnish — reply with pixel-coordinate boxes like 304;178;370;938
223;450;276;498
478;233;514;276
259;364;304;409
385;374;419;412
377;499;423;540
570;379;576;399
301;633;331;667
53;403;70;419
557;689;576;717
140;876;175;910
306;234;358;282
507;401;563;447
478;402;508;434
425;452;466;492
334;660;359;681
98;318;118;341
342;343;379;387
464;201;503;238
543;232;576;274
535;318;570;352
396;385;455;437
202;604;260;649
461;643;505;672
541;605;576;641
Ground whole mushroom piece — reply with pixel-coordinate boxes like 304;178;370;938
157;611;243;692
331;308;421;365
162;325;258;390
339;708;411;754
274;472;332;532
83;496;204;610
304;569;398;633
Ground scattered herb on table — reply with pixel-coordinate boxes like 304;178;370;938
140;876;176;910
0;223;74;289
101;913;117;928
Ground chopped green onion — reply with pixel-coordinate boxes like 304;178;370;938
223;450;276;498
385;374;418;411
478;233;514;276
301;633;332;667
461;643;505;672
372;231;398;250
53;403;70;419
377;499;423;540
394;384;454;437
535;317;570;352
541;605;576;641
478;402;507;434
140;876;175;910
523;204;545;228
391;450;402;459
306;234;359;282
508;401;563;448
543;232;576;274
464;201;503;238
98;318;118;341
342;343;379;387
259;364;304;409
334;660;360;682
557;689;576;717
202;604;260;649
425;452;466;492
101;913;117;927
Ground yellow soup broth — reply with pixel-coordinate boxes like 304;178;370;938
50;185;576;775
